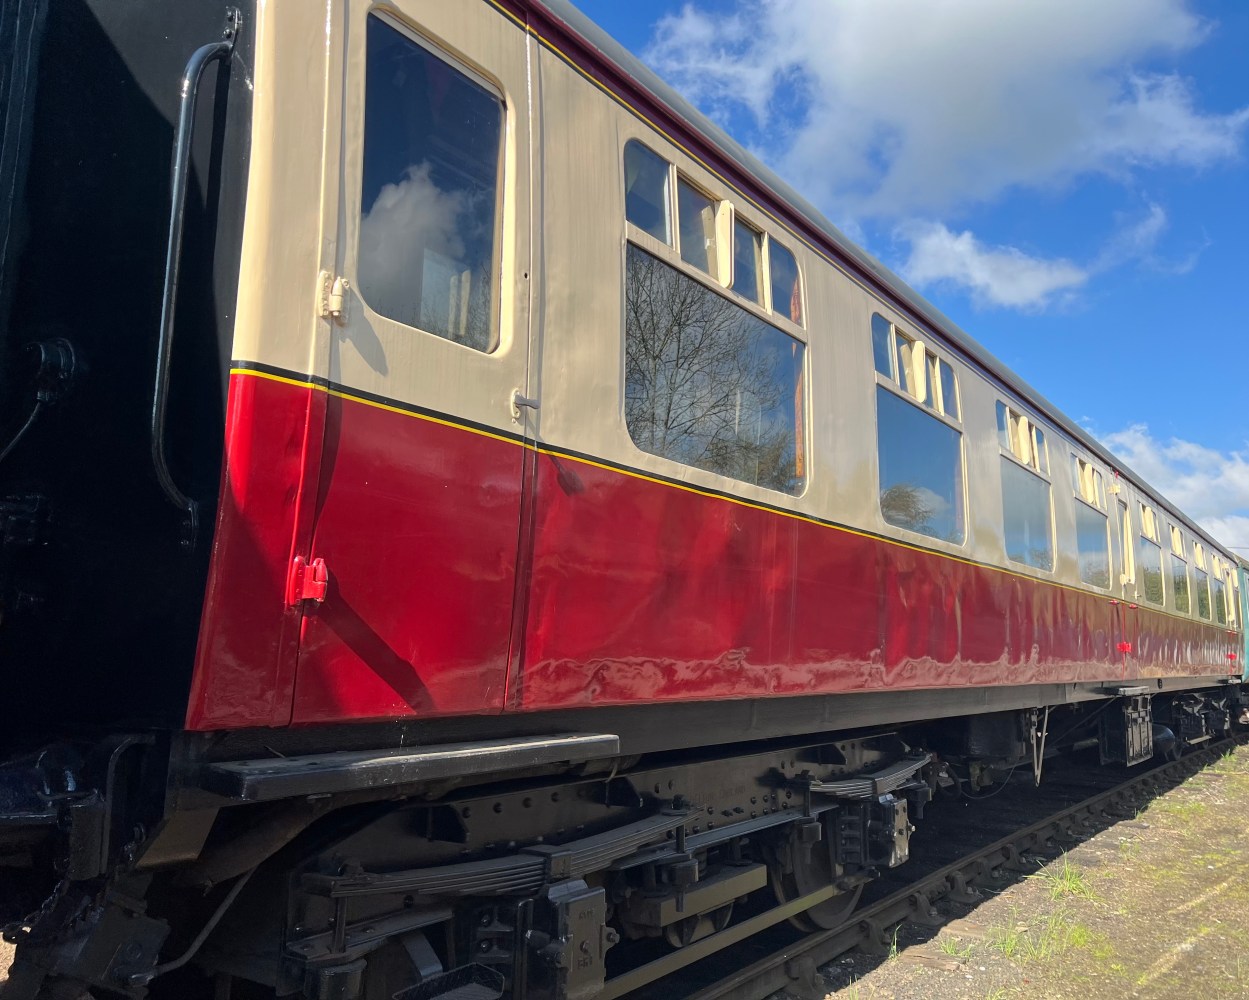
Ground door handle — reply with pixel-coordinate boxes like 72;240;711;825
510;389;539;419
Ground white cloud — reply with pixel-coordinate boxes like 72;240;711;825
1092;201;1169;271
1097;423;1249;550
891;200;1192;310
896;221;1087;310
644;0;1249;220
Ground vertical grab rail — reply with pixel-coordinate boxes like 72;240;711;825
150;8;240;548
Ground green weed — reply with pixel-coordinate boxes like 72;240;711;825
938;935;975;958
1029;854;1098;901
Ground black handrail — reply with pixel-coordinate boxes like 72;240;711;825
150;8;239;548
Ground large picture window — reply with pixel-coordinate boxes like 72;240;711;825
876;388;964;542
357;16;503;352
1001;460;1053;570
1074;502;1110;587
624;244;804;494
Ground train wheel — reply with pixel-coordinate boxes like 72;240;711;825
766;831;863;931
662;902;734;948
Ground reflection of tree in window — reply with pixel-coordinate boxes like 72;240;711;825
1171;557;1190;613
624;245;803;494
1137;536;1164;604
357;16;502;352
1195;567;1211;619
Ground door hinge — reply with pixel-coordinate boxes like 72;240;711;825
286;555;329;607
318;270;350;325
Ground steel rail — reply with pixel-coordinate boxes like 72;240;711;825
613;736;1241;1000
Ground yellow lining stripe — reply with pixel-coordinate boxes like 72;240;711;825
228;366;1239;638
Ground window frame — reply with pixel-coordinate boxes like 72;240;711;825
353;11;509;354
766;237;805;327
1071;454;1107;512
621;138;808;343
997;401;1049;477
872;314;962;429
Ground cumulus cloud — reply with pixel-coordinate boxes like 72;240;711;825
1097;423;1249;550
892;199;1197;310
895;221;1088;310
644;0;1249;220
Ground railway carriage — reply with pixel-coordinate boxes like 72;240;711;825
0;1;1244;998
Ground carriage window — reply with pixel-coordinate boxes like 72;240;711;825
733;218;763;303
871;313;893;377
895;333;929;404
874;317;964;543
1194;544;1211;620
1169;527;1190;614
1074;502;1110;588
1212;556;1228;625
939;359;959;420
1136;503;1164;605
1072;455;1109;587
996;401;1051;570
1001;459;1052;570
997;402;1047;474
677;178;719;279
770;241;803;325
624;244;804;494
1072;457;1107;510
624;141;672;245
358;15;503;352
1221;561;1237;628
876;388;964;543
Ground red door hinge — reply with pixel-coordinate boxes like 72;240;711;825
286;555;329;607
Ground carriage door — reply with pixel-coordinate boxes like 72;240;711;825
289;2;534;724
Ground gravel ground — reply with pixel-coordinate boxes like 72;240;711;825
3;747;1247;998
806;743;1249;1000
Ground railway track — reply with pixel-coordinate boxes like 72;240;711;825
607;737;1241;1000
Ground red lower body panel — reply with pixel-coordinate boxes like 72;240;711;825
517;452;1219;709
186;371;1234;730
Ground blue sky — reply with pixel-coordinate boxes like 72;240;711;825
576;0;1249;552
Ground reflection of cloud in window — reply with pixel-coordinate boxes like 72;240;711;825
359;163;465;329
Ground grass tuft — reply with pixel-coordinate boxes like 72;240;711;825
1028;854;1098;901
938;935;975;959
